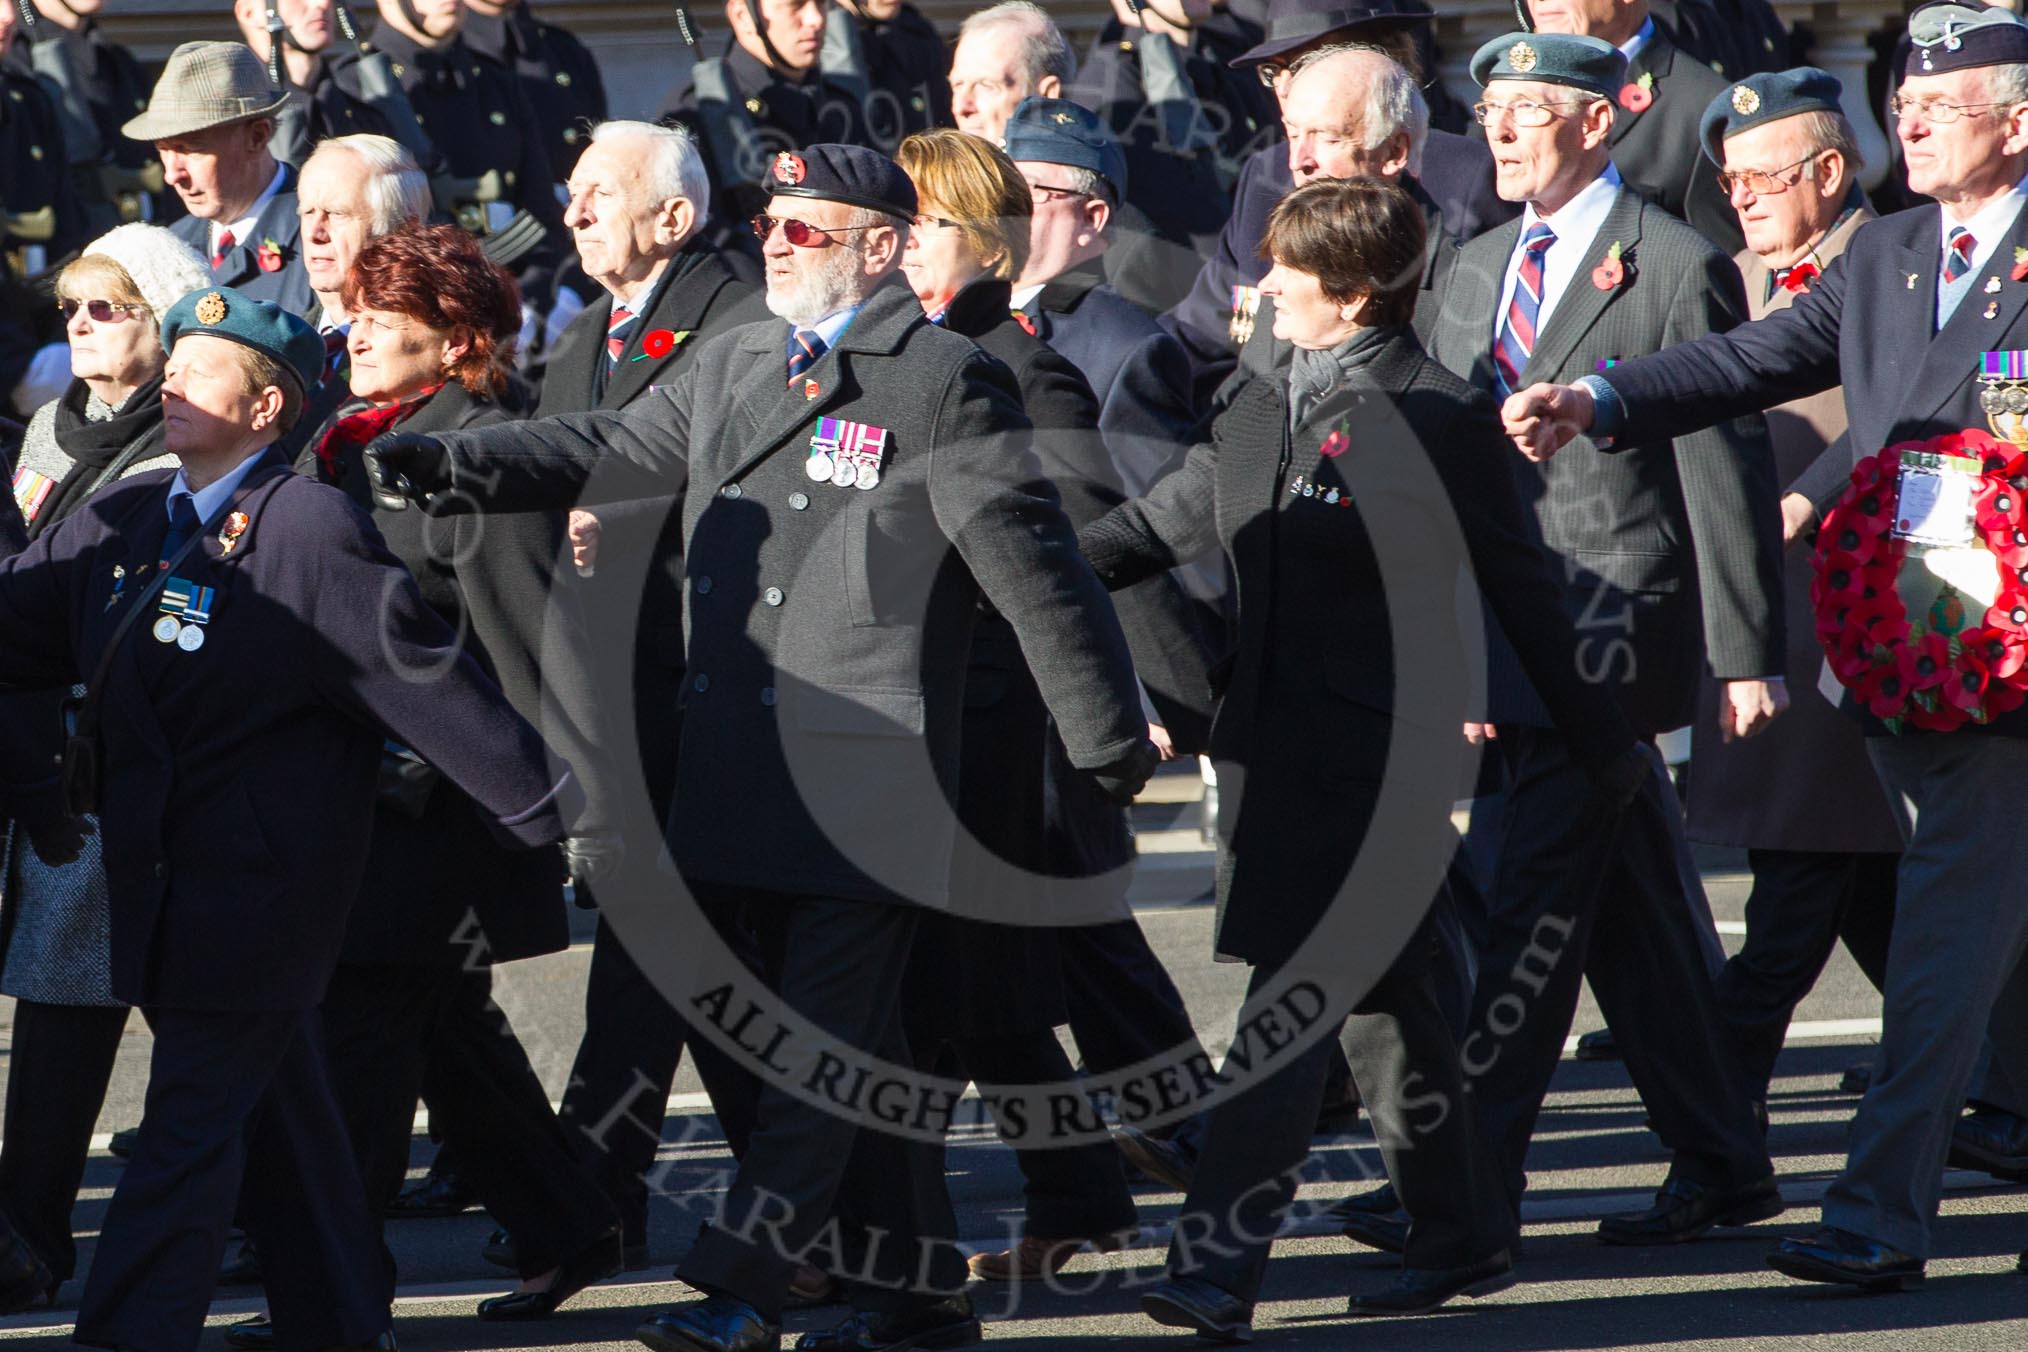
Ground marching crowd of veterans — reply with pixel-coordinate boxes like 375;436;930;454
1;0;2028;1348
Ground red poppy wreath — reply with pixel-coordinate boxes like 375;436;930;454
1811;428;2028;731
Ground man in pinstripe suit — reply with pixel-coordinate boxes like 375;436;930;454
1421;30;1786;1244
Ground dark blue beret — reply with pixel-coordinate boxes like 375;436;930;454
764;143;917;221
1003;97;1129;198
160;286;323;395
1906;2;2028;78
1233;0;1433;68
1471;31;1627;102
1699;67;1846;164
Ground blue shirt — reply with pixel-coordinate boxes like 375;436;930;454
166;449;268;527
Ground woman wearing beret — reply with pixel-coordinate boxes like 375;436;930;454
1077;177;1642;1336
0;223;209;1303
277;224;624;1327
0;282;578;1352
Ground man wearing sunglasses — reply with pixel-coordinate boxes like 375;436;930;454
366;142;1156;1352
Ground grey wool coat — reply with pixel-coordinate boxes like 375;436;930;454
427;276;1149;910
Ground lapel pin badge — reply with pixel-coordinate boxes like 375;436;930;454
1987;276;2004;295
1988;300;2001;320
218;511;248;554
1909;272;1920;290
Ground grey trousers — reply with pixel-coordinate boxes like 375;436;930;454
1822;734;2028;1257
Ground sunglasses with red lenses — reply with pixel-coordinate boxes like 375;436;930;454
751;214;882;247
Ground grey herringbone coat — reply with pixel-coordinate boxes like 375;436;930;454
1425;186;1784;737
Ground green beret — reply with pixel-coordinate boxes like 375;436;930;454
160;286;323;396
1470;31;1627;102
1699;67;1845;166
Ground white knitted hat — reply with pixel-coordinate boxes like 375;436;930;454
81;224;213;321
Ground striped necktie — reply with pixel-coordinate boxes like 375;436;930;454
787;328;827;386
1943;225;1976;284
605;305;635;368
211;229;235;270
1494;223;1556;395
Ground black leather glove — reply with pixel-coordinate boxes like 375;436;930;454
1089;737;1162;806
563;831;625;886
1590;743;1650;811
363;432;451;512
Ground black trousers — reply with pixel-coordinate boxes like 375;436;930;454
1462;730;1771;1210
1714;848;1897;1102
1167;926;1514;1303
678;891;966;1322
0;1000;127;1284
556;912;764;1246
1060;918;1204;1076
324;964;617;1278
75;1007;389;1352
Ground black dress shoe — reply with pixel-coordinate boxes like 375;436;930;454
1348;1251;1517;1316
107;1127;139;1160
1113;1124;1197;1191
1140;1275;1254;1343
475;1230;621;1321
794;1294;981;1349
0;1225;54;1314
224;1317;275;1351
1323;1182;1398;1223
385;1168;478;1220
1573;1028;1620;1061
1839;1062;1874;1095
1948;1106;2028;1182
1597;1175;1783;1245
219;1237;263;1286
1339;1206;1409;1255
636;1294;780;1352
1767;1226;1924;1291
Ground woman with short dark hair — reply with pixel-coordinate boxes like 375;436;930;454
1078;177;1643;1335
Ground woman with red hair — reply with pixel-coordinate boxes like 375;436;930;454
230;225;626;1339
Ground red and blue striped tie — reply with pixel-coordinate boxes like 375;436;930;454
1943;225;1976;285
604;304;635;368
1495;223;1556;395
787;328;826;386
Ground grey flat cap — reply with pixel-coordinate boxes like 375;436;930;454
123;42;289;143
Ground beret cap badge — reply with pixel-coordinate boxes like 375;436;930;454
1731;85;1761;115
1508;40;1538;72
194;291;227;326
773;151;805;186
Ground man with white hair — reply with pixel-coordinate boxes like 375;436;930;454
537;122;771;1275
948;0;1076;142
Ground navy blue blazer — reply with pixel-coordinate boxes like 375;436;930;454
169;164;318;319
1161;133;1515;409
0;449;573;1008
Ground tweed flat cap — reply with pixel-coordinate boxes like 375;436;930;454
1699;67;1845;165
123;42;290;143
1232;0;1434;68
1471;30;1627;101
161;286;324;395
1004;98;1129;198
765;144;917;220
1906;2;2028;78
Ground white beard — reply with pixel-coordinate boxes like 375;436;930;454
765;244;870;326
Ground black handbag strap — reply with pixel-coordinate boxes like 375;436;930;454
75;489;245;743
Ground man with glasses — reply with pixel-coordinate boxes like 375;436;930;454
1505;0;2028;1288
1422;28;1786;1251
1527;0;1745;252
365;142;1157;1352
1161;0;1514;408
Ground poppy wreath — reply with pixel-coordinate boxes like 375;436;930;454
1811;427;2028;732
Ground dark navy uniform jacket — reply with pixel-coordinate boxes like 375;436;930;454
0;449;573;1009
429;278;1147;910
170;164;318;320
464;2;609;183
833;1;952;149
1163;132;1514;409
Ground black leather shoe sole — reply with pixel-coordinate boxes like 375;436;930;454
1141;1291;1253;1343
1946;1136;2028;1183
223;1318;275;1351
475;1233;622;1321
1348;1263;1518;1317
1767;1248;1924;1291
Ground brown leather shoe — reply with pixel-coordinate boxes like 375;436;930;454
967;1236;1085;1281
785;1262;837;1308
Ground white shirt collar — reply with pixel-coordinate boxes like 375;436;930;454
1009;282;1046;312
1618;15;1656;64
804;303;863;349
168;450;268;527
211;163;289;257
1494;163;1624;345
1938;168;2028;247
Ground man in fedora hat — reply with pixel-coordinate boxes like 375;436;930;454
131;41;316;318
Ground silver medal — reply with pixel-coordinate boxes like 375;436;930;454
176;624;205;652
855;462;879;490
806;453;834;482
152;615;181;644
831;458;856;488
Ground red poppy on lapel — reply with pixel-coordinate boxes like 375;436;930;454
1319;428;1349;458
2014;247;2028;282
1013;311;1037;337
1617;73;1654;113
257;237;284;273
1592;240;1628;291
1779;261;1820;293
642;329;678;358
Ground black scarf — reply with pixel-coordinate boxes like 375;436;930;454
34;374;167;538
